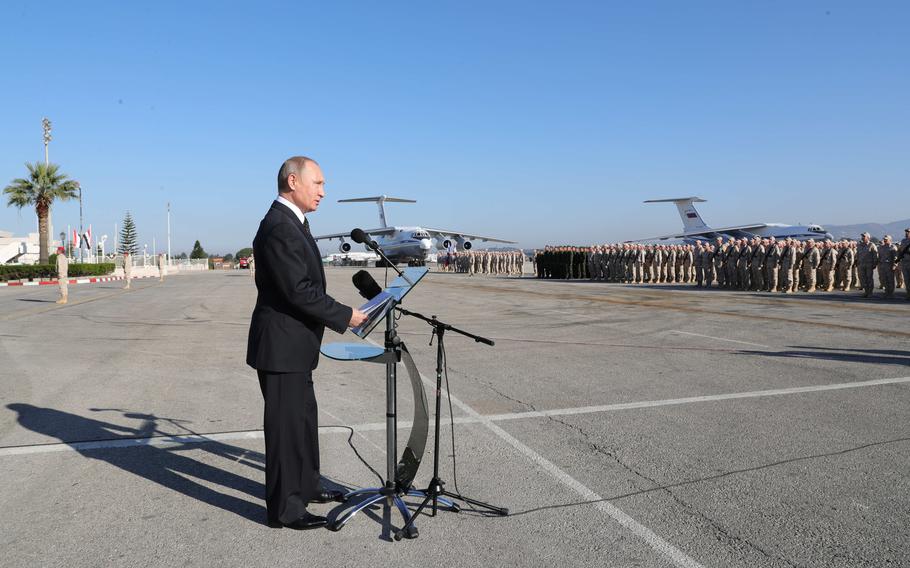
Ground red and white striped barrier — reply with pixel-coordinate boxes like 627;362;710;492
0;274;159;288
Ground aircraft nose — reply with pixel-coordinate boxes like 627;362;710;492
420;239;432;250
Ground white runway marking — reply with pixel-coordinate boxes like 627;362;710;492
668;329;771;348
362;338;706;568
483;375;910;422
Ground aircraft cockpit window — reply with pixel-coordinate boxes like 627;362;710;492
809;225;824;233
413;231;430;239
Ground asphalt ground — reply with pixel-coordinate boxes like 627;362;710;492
1;269;908;567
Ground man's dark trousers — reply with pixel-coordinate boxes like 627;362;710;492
259;370;320;524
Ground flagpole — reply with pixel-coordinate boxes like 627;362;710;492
77;183;84;263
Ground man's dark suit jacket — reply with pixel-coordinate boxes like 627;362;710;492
246;201;352;373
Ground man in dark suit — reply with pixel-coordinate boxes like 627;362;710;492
247;156;367;529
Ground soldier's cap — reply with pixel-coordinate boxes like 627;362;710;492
57;246;64;253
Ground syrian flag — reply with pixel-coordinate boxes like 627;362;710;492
85;225;92;247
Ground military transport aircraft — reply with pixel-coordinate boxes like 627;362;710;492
635;197;833;243
314;196;516;266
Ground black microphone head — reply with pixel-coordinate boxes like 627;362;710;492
350;228;367;244
352;270;383;300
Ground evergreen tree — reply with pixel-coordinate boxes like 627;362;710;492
190;240;207;259
118;211;139;254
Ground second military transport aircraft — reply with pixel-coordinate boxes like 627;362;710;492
636;197;833;243
314;196;516;266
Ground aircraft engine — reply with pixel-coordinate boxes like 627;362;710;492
338;241;352;253
436;238;453;251
455;237;473;251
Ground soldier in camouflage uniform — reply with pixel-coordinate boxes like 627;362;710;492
897;228;910;300
769;239;784;292
750;238;765;292
56;246;69;304
724;237;740;290
710;238;723;288
802;240;821;293
778;239;795;293
877;235;898;298
703;245;716;287
819;240;838;292
737;238;752;291
693;242;704;287
856;233;878;297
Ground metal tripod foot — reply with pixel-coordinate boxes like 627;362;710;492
331;488;419;539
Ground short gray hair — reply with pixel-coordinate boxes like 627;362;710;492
277;156;317;193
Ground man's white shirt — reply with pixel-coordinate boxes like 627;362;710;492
276;195;307;226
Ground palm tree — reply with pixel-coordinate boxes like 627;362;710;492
3;162;80;264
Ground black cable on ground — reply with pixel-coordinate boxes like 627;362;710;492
323;424;384;486
441;337;505;518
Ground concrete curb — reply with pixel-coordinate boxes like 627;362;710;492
0;275;159;288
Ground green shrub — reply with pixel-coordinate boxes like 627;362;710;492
0;263;115;282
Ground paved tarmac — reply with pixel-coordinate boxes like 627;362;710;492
1;269;908;567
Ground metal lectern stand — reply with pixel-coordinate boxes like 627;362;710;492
320;267;456;539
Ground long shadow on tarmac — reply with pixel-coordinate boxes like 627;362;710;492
736;346;910;366
6;404;266;524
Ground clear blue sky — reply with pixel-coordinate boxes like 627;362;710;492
1;1;907;254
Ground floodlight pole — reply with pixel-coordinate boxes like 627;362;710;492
42;118;51;166
42;118;53;243
166;202;172;263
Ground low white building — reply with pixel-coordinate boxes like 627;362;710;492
0;230;61;265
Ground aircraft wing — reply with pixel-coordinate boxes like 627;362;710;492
422;227;517;244
630;223;770;242
313;227;397;241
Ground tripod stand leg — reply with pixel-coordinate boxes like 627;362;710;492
441;490;509;516
406;490;460;512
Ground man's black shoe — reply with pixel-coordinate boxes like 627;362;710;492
268;512;327;530
311;489;345;504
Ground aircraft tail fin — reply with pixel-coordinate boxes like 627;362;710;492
644;197;709;231
337;195;416;228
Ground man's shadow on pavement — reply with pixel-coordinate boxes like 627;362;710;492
6;404;267;524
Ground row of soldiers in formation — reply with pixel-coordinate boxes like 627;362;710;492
438;250;525;276
534;231;910;299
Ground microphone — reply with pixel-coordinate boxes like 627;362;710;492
352;270;383;300
350;228;378;250
349;228;414;285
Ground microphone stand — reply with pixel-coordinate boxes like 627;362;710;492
393;306;509;541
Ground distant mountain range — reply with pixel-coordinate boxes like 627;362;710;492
824;219;910;240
